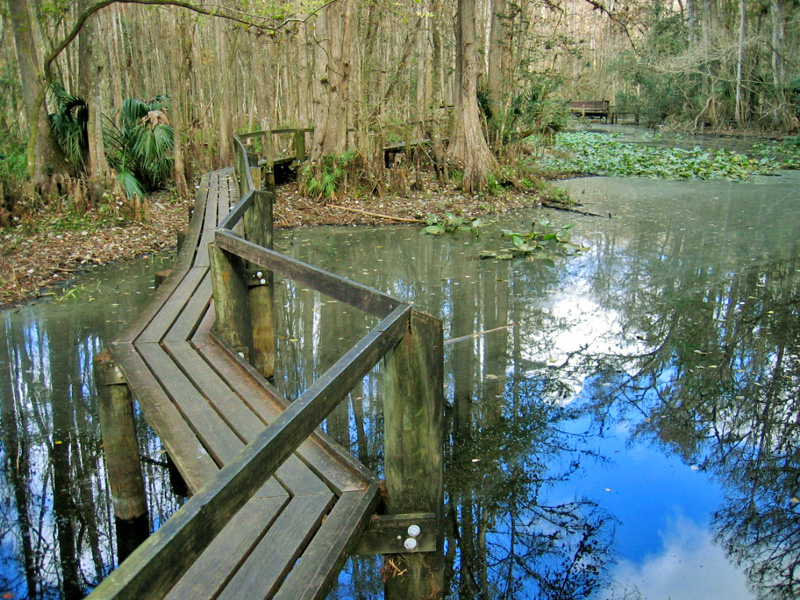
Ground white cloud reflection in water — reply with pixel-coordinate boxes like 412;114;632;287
606;514;752;600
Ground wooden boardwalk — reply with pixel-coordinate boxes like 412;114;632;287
91;168;393;599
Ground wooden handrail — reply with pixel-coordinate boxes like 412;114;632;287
215;229;402;318
90;128;445;599
89;304;410;600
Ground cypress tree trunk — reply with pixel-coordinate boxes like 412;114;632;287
78;0;110;183
448;0;497;194
309;0;354;161
8;0;69;184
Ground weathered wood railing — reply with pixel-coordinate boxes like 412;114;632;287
89;132;444;599
236;128;311;190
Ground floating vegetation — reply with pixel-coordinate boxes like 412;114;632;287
422;213;488;236
534;132;781;181
423;214;587;260
752;136;800;170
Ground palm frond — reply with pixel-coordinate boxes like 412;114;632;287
116;169;145;199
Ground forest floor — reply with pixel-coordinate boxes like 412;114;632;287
0;176;551;308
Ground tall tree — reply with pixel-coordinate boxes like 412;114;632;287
449;0;497;193
7;0;69;184
78;0;111;182
170;10;190;198
309;0;355;161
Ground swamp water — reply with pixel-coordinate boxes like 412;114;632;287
1;171;799;599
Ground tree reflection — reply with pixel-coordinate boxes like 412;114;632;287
284;228;618;599
0;258;179;599
581;243;800;599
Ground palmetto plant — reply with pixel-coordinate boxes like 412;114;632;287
48;82;88;172
104;96;174;198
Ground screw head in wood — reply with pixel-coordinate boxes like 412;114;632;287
404;538;417;550
407;524;421;538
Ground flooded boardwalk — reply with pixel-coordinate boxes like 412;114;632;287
2;165;799;599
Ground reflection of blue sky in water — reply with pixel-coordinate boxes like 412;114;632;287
556;412;751;599
521;172;800;599
612;514;751;600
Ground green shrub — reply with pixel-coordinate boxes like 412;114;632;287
300;151;357;199
104;96;174;196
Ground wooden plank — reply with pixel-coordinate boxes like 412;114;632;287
173;174;210;271
208;244;253;359
193;175;220;268
218;173;234;224
218;189;253;231
352;513;438;555
162;272;213;343
86;308;408;600
383;310;445;598
216;493;334;600
94;351;148;522
162;496;288;600
244;189;275;378
215;230;402;318
163;340;330;496
115;269;190;344
271;487;380;600
195;335;377;494
137;267;207;344
384;310;444;517
137;342;243;465
206;300;407;495
109;343;217;493
191;300;217;342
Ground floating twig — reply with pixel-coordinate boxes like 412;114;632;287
445;323;518;345
328;205;424;223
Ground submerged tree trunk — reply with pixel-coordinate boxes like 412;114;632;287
449;0;497;194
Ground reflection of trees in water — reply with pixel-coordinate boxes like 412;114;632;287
0;314;109;598
445;377;615;600
0;300;180;599
280;230;617;598
443;254;614;600
580;236;800;600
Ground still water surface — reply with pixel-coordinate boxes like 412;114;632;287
1;170;798;599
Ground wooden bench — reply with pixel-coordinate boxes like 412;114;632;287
569;100;611;122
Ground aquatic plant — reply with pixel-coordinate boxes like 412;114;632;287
752;136;800;170
422;212;488;236
479;219;585;259
535;132;781;181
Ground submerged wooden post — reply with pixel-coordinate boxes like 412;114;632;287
383;310;445;599
208;243;254;361
243;189;275;378
93;350;149;561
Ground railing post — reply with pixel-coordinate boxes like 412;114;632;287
243;189;275;379
93;350;149;562
383;309;445;599
208;243;254;361
294;129;306;164
264;131;275;189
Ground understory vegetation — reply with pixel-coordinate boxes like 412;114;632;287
1;0;799;242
